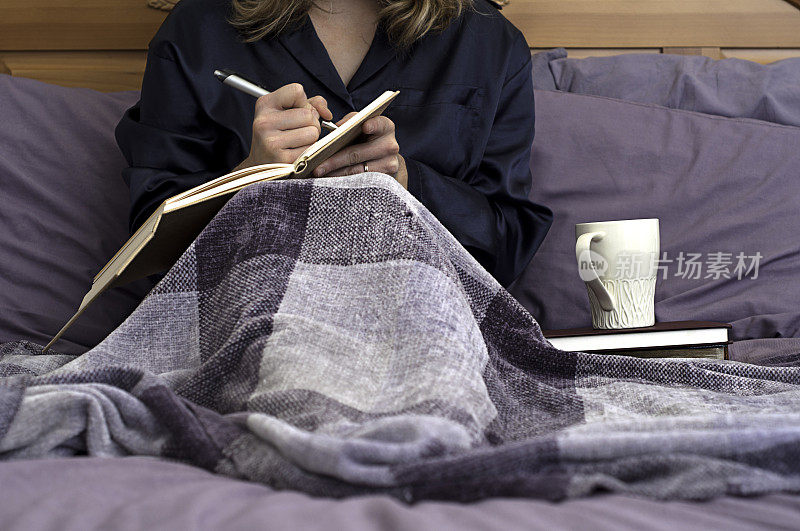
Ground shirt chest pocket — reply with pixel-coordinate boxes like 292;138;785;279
385;84;484;177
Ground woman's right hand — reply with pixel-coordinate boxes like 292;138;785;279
235;83;333;170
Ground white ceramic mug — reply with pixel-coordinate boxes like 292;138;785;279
575;219;660;329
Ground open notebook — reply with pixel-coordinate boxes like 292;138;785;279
45;90;399;350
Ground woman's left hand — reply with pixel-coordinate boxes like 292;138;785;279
312;114;408;189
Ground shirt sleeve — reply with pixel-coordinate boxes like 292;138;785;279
404;53;553;287
115;45;240;232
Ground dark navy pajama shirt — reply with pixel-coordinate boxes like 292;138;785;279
115;0;552;286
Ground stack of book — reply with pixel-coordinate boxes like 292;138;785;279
543;321;731;359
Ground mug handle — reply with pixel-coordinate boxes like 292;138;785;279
575;232;616;312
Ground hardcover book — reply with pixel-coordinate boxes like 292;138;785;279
45;90;399;350
543;321;732;360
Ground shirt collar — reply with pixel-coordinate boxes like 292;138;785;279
277;15;396;107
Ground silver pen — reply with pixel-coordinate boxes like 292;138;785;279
213;69;338;131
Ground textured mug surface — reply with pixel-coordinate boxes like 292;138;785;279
575;219;660;329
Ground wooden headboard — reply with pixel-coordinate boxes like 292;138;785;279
2;0;800;91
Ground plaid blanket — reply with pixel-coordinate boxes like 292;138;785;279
2;174;800;501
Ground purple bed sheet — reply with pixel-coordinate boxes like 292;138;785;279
2;456;799;531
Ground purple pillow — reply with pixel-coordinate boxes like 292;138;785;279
531;48;566;91
0;75;152;354
510;90;800;340
549;53;800;127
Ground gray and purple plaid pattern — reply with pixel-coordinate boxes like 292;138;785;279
1;174;800;501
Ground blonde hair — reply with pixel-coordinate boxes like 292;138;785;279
229;0;475;49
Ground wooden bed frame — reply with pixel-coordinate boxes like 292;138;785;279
2;0;800;92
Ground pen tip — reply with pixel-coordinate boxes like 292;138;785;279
213;69;231;82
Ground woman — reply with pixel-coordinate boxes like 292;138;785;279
116;0;552;286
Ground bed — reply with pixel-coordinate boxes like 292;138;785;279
2;1;800;529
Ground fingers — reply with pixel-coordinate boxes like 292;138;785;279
313;116;400;177
252;125;320;163
268;108;321;132
314;136;399;176
336;112;358;127
308;95;333;121
362;116;394;136
253;83;330;115
253;84;331;131
255;92;321;135
251;120;320;164
332;115;393;134
247;83;334;165
322;154;401;178
270;125;321;150
273;83;309;110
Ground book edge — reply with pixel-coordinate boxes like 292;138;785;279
546;327;731;352
543;321;732;338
